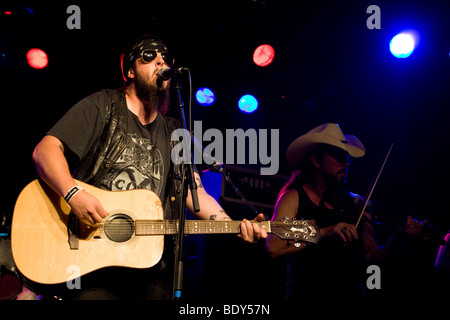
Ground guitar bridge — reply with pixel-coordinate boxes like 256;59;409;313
67;212;79;250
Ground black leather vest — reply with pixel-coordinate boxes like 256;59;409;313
74;89;183;219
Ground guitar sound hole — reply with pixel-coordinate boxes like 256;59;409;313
103;213;135;243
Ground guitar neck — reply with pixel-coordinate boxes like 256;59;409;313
135;220;272;236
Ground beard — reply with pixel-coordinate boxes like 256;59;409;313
323;167;348;189
134;70;171;114
335;168;348;185
321;170;350;209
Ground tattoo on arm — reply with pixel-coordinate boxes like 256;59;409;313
209;213;231;221
195;177;203;188
219;210;231;220
58;144;64;154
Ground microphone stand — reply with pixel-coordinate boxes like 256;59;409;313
172;69;200;300
208;163;260;218
192;136;260;217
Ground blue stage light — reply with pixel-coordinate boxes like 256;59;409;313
195;87;215;106
238;95;258;113
390;32;415;58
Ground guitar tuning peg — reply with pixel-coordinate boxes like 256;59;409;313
294;241;302;248
284;240;291;247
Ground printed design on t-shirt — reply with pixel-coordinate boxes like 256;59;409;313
101;133;164;196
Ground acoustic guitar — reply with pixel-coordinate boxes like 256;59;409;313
11;179;320;284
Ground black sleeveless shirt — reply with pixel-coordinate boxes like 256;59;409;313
285;185;364;300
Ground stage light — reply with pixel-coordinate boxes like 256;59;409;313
195;87;215;106
389;32;415;58
23;6;35;15
238;94;258;113
26;48;48;69
253;44;275;67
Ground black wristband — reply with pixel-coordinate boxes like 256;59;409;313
64;186;84;203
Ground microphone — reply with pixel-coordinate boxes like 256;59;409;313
191;135;224;173
157;67;186;81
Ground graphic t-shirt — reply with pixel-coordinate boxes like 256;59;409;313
47;91;171;201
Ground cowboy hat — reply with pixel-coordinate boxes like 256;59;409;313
286;123;365;167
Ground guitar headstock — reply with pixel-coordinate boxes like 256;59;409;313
271;218;321;244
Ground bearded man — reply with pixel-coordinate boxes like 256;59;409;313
32;35;266;300
265;123;427;301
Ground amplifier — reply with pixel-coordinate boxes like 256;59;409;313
201;165;288;211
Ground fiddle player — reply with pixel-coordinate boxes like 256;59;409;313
265;123;428;300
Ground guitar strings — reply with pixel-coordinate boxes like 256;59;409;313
95;220;319;242
93;220;311;231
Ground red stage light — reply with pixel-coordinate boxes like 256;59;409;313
26;48;48;69
253;44;275;67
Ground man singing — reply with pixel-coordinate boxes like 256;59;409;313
32;35;266;300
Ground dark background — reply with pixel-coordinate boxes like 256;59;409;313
1;0;449;301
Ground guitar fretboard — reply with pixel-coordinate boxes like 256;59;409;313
135;220;271;236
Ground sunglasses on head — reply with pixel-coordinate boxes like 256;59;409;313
140;49;175;66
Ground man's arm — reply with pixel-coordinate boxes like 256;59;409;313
33;135;77;197
32;135;108;224
266;189;359;258
362;215;428;264
186;171;266;243
265;189;307;258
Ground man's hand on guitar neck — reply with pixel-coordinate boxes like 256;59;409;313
239;213;268;243
187;172;268;244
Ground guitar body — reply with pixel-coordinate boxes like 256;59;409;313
11;179;164;284
11;180;321;285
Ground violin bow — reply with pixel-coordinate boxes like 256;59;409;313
354;141;394;229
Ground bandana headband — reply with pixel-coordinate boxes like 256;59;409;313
121;37;170;80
